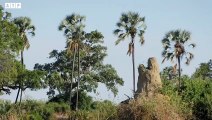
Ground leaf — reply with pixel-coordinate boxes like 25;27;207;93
162;57;166;63
189;43;196;48
113;29;122;35
140;35;145;45
115;38;125;45
127;43;133;56
170;54;175;62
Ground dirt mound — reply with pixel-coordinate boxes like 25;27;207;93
135;57;162;98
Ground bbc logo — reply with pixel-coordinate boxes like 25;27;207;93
5;3;22;9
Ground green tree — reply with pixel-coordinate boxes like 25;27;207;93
34;30;123;109
160;66;178;80
192;59;212;80
161;30;195;89
0;6;23;94
58;14;86;110
114;11;146;94
13;17;35;103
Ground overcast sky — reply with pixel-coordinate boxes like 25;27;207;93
0;0;212;103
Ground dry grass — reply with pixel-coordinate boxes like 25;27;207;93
117;93;190;120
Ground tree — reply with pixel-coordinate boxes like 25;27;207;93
13;17;35;104
34;30;123;109
114;11;146;95
58;14;86;110
160;65;178;80
162;30;195;89
192;59;212;79
0;6;23;94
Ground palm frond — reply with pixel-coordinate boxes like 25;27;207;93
127;43;133;56
115;37;125;45
29;31;35;36
138;30;145;45
139;35;145;45
173;64;177;74
189;43;196;48
162;50;167;56
120;13;129;24
162;29;195;66
162;57;167;63
170;54;176;62
162;38;170;48
113;29;122;35
24;36;30;50
13;16;35;50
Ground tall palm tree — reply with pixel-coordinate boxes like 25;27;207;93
114;12;146;95
13;17;35;104
162;29;195;89
59;14;85;110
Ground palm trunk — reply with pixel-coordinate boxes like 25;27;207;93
131;36;135;95
15;88;20;104
70;48;76;109
76;48;80;110
15;51;24;104
19;51;24;104
19;88;23;104
76;47;80;110
178;57;181;90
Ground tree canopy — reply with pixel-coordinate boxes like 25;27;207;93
34;30;124;99
192;59;212;79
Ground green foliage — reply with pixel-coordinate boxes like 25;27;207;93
0;7;25;94
182;78;212;120
192;59;212;79
160;80;192;117
0;100;11;115
49;91;93;110
161;78;212;120
0;99;118;120
0;7;23;53
34;29;123;103
161;29;195;65
160;66;178;80
70;100;117;120
114;11;146;94
0;6;42;97
161;29;195;89
0;55;21;94
13;16;35;50
3;100;70;120
16;69;46;91
114;11;146;46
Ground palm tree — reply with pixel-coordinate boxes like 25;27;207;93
59;14;85;110
13;17;35;104
114;12;146;95
162;29;195;89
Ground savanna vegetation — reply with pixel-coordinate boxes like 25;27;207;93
0;5;212;120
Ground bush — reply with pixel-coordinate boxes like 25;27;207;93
0;100;11;115
49;91;93;110
181;78;212;120
161;78;212;120
69;100;117;120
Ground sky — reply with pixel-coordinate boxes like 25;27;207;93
0;0;212;103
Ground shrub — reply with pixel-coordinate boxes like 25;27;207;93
161;78;212;120
0;100;11;115
181;78;212;120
